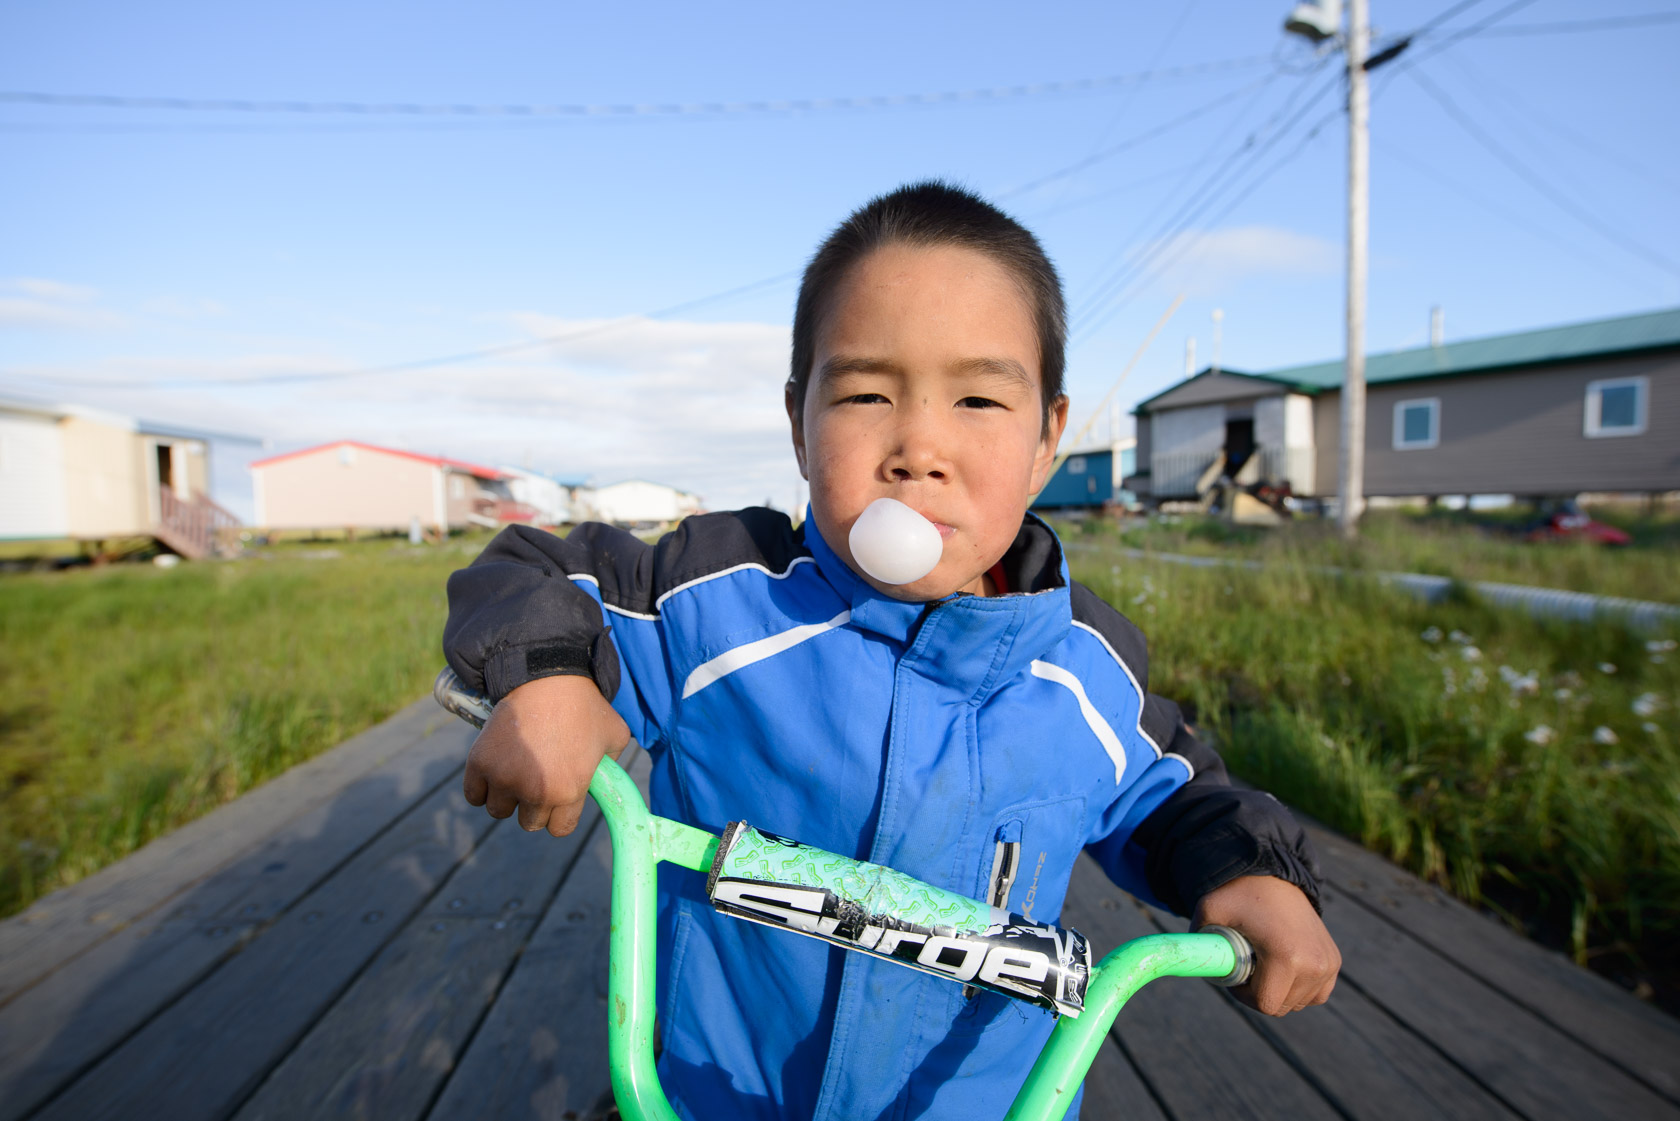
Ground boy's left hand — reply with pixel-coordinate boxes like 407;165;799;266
1194;875;1340;1016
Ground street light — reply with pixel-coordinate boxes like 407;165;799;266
1285;0;1368;537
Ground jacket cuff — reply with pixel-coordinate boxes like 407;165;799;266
1168;824;1324;915
482;629;621;703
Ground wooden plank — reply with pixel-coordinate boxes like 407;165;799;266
1077;1038;1168;1121
1300;817;1680;1107
0;697;455;1005
427;749;658;1121
1060;857;1342;1121
29;771;493;1121
1317;880;1680;1121
0;717;473;1121
230;747;638;1121
1142;905;1519;1121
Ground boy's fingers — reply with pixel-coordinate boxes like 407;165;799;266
484;787;518;820
547;803;588;836
1241;963;1296;1017
517;801;551;833
463;767;489;808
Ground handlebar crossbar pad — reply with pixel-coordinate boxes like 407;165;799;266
707;821;1090;1017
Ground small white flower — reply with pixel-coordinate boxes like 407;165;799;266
1449;629;1472;645
1654;655;1668;665
1461;646;1482;661
1599;662;1617;675
1524;725;1556;745
1632;693;1661;718
1421;626;1443;643
1132;592;1148;605
1592;726;1619;745
1645;722;1660;734
1554;687;1574;701
1646;638;1677;653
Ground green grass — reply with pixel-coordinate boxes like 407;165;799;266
0;535;492;917
1069;541;1680;1008
1093;506;1680;605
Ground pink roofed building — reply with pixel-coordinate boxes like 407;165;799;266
251;440;531;534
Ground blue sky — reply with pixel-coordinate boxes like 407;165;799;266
2;0;1677;514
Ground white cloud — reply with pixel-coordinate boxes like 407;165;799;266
4;315;806;513
0;277;127;331
1139;225;1337;294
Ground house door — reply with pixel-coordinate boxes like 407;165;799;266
156;443;175;492
1224;418;1254;475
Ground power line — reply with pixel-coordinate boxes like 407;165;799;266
0;56;1271;121
1436;11;1680;37
1406;68;1680;279
996;71;1282;200
1069;64;1341;329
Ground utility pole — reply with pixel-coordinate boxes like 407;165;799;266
1285;0;1371;536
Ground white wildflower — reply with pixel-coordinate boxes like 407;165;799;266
1645;722;1660;734
1449;630;1472;645
1632;693;1661;718
1646;638;1677;653
1554;687;1574;701
1421;626;1443;643
1592;726;1619;745
1599;662;1617;675
1524;725;1556;745
1654;655;1668;665
1461;646;1482;662
1132;592;1148;605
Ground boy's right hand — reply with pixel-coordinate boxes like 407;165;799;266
462;675;630;837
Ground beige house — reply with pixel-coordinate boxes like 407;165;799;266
251;440;519;534
1127;308;1680;504
0;395;244;558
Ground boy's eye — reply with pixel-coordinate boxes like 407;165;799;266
957;396;1004;409
841;393;889;405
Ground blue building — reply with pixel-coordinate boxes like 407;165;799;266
1031;439;1137;511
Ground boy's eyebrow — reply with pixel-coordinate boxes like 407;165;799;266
948;356;1033;388
817;355;908;379
816;355;1032;388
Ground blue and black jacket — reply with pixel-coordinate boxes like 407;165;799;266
444;508;1320;1121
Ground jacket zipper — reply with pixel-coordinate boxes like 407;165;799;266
966;822;1023;1000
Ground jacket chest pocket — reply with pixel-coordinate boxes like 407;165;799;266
981;795;1086;925
948;795;1087;1036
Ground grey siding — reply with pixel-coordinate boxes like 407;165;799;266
1311;351;1679;496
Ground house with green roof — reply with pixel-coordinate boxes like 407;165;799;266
1124;307;1680;504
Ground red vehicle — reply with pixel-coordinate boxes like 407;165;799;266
1525;502;1631;546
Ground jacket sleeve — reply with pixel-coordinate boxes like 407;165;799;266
442;521;674;748
1070;582;1323;916
1123;698;1324;915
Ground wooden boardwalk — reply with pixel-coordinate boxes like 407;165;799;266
3;699;1677;1121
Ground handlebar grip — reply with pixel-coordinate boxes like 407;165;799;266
1199;924;1255;987
434;667;495;729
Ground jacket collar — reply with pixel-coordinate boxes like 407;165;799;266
801;507;1072;699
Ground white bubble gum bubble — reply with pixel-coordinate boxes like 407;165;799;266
847;497;944;585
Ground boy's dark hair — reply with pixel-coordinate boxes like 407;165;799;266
788;180;1067;435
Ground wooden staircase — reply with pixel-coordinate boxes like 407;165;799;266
153;487;242;560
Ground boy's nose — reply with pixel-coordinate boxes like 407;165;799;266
884;413;952;481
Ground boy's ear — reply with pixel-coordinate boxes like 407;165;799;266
785;382;810;480
1028;395;1071;494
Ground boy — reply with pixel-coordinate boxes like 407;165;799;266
443;181;1339;1120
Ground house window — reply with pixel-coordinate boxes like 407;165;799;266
1584;376;1648;438
449;475;465;499
1393;398;1440;450
1067;456;1087;475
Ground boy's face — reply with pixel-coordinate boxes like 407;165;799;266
788;243;1068;601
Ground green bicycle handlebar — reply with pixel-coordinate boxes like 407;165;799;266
434;669;1252;1121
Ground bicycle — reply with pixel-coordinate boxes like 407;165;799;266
435;668;1253;1121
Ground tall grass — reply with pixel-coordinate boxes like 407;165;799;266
1107;507;1680;604
1071;542;1680;1004
0;538;484;917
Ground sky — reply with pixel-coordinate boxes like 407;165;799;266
2;0;1677;517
